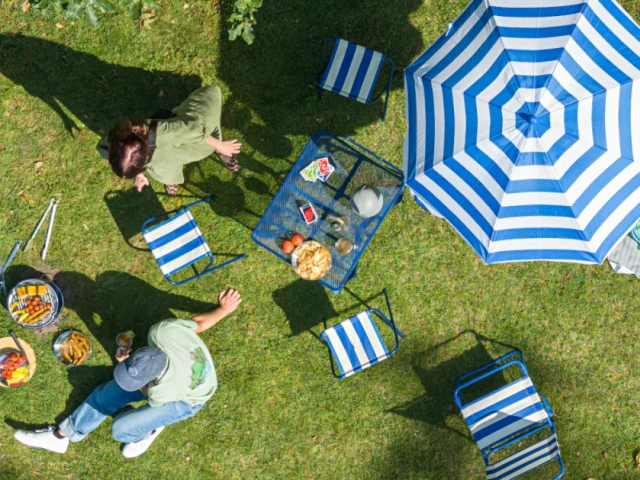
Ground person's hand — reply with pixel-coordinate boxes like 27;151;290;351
115;347;131;363
215;139;242;157
134;173;150;192
218;289;242;315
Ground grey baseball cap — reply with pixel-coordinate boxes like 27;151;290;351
114;347;168;392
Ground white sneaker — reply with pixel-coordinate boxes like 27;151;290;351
121;426;165;459
14;427;69;454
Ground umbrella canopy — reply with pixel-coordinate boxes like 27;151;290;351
404;0;640;264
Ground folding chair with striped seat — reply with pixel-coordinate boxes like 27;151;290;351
316;37;395;121
142;196;246;286
454;350;564;479
320;289;404;379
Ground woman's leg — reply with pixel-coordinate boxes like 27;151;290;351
111;401;203;444
58;379;146;442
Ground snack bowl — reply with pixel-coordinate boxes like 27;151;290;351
291;240;332;281
53;330;92;367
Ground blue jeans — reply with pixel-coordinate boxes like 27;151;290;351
59;379;204;443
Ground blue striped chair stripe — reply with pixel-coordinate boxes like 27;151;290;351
143;210;211;277
318;39;385;104
486;434;560;480
320;311;390;378
460;376;549;451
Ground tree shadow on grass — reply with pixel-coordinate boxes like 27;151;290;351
4;266;215;362
0;34;202;137
217;0;426;161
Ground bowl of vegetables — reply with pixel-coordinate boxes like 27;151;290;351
6;279;64;330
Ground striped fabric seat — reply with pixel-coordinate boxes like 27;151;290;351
486;434;561;480
318;39;386;103
320;311;390;378
143;209;211;278
460;376;549;451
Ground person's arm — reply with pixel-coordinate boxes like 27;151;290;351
206;136;242;157
192;289;242;334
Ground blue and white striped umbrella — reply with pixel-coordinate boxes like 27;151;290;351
404;0;640;264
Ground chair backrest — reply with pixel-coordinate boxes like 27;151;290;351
460;376;550;451
486;433;561;480
319;38;386;104
143;209;212;277
320;310;390;378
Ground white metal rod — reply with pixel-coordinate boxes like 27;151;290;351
41;200;58;261
24;198;54;252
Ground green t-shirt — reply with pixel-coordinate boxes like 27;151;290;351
147;319;217;407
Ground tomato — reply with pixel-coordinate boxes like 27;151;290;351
282;240;294;254
290;234;304;247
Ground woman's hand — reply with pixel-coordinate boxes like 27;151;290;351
116;347;131;363
219;288;242;315
208;137;242;157
134;173;150;192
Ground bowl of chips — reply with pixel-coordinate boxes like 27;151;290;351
291;241;331;280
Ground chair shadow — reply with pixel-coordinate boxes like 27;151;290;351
388;330;518;436
181;162;265;232
272;280;384;338
0;33;202;137
3;266;215;362
103;189;167;251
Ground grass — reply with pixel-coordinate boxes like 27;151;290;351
1;0;640;478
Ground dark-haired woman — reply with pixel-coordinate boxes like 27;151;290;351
104;86;241;195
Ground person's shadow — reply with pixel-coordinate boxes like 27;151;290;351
0;33;202;137
3;266;215;362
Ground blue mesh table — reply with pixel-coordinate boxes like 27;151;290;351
252;130;404;294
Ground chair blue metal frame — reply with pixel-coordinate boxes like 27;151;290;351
320;289;405;379
142;196;246;286
454;350;564;479
0;241;21;300
316;37;395;121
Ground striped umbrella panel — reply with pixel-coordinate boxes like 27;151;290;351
404;0;640;263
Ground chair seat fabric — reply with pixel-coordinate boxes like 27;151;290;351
486;433;560;480
321;311;389;377
460;376;549;450
319;39;385;103
143;209;211;277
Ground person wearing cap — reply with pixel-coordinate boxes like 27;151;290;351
12;288;242;458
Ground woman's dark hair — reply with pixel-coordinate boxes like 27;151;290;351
107;117;152;179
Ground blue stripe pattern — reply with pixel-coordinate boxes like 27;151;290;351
486;434;561;479
404;0;640;264
319;39;386;103
320;311;389;378
143;209;212;277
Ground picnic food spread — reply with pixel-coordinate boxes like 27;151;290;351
292;241;331;280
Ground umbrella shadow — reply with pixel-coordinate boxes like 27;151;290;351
0;33;202;137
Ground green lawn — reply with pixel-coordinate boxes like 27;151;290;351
2;0;640;478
